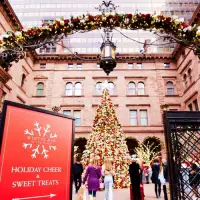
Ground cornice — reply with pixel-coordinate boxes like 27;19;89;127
0;67;12;84
126;104;151;107
30;104;46;108
125;76;147;79
34;76;48;80
92;104;118;107
184;91;198;103
60;104;85;108
63;77;85;80
0;0;23;30
162;76;177;79
34;53;173;62
17;95;26;104
92;76;117;79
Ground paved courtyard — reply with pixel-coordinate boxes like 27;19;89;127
73;184;165;200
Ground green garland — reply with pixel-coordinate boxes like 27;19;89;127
0;13;199;51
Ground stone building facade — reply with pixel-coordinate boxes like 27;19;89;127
0;0;200;154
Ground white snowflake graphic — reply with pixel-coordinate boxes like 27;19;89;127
23;122;58;159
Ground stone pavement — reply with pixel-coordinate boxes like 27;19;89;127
73;184;165;200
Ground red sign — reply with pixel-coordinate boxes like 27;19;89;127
0;102;74;200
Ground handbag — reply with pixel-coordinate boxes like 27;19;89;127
158;169;166;185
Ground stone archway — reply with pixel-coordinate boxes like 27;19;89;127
125;136;139;155
142;136;163;156
74;137;87;157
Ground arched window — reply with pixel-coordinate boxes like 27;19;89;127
74;82;82;96
188;68;192;83
96;82;102;94
183;74;187;88
138;82;145;95
36;82;44;96
65;82;73;96
167;81;174;95
108;82;115;95
21;74;26;87
128;82;136;95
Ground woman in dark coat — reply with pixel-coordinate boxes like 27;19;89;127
151;159;161;198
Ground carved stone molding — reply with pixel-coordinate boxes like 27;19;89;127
0;67;12;84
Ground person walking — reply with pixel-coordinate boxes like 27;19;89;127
102;157;115;200
158;161;167;200
152;158;161;198
83;157;102;200
73;157;83;194
129;158;141;200
143;165;149;184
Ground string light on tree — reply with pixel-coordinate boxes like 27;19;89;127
82;89;131;188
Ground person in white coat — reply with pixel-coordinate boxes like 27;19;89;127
102;157;115;200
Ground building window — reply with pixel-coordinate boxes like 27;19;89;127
128;63;133;69
65;82;73;96
193;99;199;111
108;82;115;95
40;64;46;69
63;110;71;116
39;43;56;53
137;63;142;69
36;82;44;96
138;82;145;95
164;63;170;68
130;110;137;126
74;110;81;126
128;82;136;95
77;63;82;70
188;103;193;111
167;81;174;95
21;74;26;87
96;82;102;95
140;110;148;126
188;69;192;83
68;64;73;70
183;74;187;88
74;82;82;96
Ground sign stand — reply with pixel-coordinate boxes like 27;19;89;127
0;101;75;200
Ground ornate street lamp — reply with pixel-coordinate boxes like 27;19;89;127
100;30;116;75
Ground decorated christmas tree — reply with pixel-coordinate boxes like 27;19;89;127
82;88;130;188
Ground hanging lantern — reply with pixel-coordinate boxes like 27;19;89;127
100;37;116;75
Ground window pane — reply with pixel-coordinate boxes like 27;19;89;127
137;63;142;69
108;82;114;95
65;83;73;96
40;64;46;69
68;64;73;69
138;82;145;95
167;82;174;95
164;63;170;68
96;82;102;94
74;110;81;125
193;100;199;111
128;82;136;95
130;110;137;126
140;110;148;126
36;83;44;96
188;104;193;111
63;110;71;116
77;64;82;70
75;83;82;96
128;63;133;69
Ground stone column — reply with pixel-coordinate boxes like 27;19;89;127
0;66;12;102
